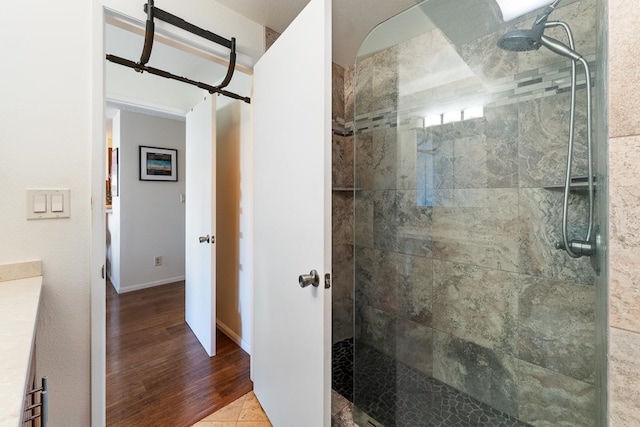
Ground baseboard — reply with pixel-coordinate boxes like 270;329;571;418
216;319;251;355
107;273;120;293
118;276;185;293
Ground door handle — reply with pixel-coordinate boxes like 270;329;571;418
299;270;319;288
199;235;210;243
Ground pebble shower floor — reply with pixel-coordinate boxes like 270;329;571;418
332;338;533;427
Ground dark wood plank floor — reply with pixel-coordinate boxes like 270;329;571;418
107;281;252;427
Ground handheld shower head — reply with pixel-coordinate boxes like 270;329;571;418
496;14;547;52
497;28;543;52
497;27;584;61
496;0;565;53
540;35;583;61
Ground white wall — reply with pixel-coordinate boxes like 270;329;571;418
215;72;254;352
0;2;93;425
110;110;186;293
0;1;263;425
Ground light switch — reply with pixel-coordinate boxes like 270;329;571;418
51;194;64;212
33;194;47;213
26;188;70;220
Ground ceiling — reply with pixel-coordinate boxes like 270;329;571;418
214;0;420;67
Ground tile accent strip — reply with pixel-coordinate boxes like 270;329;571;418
355;56;596;134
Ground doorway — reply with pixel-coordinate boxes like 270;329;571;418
101;9;255;425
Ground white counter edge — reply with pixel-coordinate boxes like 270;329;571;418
0;276;43;427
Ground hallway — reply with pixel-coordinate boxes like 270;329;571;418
106;281;252;426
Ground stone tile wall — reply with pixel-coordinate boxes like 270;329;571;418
332;62;355;345
608;0;640;425
354;0;602;425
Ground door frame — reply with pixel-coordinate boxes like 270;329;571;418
91;3;256;424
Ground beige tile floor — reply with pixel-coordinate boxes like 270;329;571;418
191;391;272;427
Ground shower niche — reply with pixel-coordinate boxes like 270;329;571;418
352;0;606;425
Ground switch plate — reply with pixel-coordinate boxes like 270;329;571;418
26;189;70;220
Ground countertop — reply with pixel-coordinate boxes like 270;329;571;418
0;266;43;426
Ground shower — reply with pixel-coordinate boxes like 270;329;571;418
352;0;606;425
497;0;596;259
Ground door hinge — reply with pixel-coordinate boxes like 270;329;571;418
324;273;331;289
101;265;105;279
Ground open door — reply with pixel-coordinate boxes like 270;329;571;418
185;94;217;357
252;0;332;425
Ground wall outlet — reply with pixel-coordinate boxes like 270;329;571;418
154;256;162;266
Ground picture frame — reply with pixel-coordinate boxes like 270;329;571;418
139;146;178;182
110;147;119;196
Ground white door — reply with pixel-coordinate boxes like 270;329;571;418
185;94;217;357
252;0;332;425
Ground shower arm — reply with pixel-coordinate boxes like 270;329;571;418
547;20;595;258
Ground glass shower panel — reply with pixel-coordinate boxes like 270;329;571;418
353;0;605;425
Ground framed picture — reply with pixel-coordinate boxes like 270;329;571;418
139;146;178;182
110;148;119;196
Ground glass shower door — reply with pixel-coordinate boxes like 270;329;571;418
352;0;606;425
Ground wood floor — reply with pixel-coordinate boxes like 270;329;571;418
106;281;252;427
